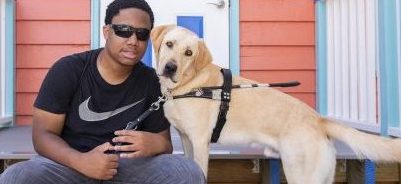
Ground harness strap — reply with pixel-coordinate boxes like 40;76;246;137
211;69;232;143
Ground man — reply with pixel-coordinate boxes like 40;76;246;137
0;0;205;183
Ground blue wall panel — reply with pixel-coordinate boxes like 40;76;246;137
177;16;204;38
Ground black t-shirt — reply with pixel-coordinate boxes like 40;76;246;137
34;48;170;152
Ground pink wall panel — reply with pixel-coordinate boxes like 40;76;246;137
240;71;315;93
15;0;91;124
240;0;316;108
240;22;315;46
240;0;314;21
16;69;47;93
16;116;33;126
16;21;90;44
16;0;90;20
240;46;315;70
16;93;37;115
17;45;90;68
288;93;316;109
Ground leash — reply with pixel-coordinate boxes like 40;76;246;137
172;80;300;100
106;95;167;154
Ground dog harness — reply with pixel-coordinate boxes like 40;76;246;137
171;69;300;143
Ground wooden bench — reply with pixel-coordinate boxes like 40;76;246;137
0;126;394;183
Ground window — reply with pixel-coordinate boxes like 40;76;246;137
325;0;379;132
0;0;14;127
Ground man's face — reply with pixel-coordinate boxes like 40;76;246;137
103;8;152;66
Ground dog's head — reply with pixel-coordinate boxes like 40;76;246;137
151;25;212;90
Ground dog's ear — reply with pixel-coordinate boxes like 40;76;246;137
195;40;213;72
150;25;175;59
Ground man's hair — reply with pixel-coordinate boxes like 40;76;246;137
105;0;154;28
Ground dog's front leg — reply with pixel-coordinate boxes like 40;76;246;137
178;131;194;159
191;139;210;178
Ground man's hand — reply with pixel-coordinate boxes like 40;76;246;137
112;130;170;158
75;142;119;180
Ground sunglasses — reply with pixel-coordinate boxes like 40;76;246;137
109;24;150;41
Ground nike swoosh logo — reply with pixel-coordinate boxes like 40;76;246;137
79;97;144;122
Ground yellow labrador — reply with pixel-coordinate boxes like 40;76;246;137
150;25;401;184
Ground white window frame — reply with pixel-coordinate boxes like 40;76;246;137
325;0;380;133
0;0;13;127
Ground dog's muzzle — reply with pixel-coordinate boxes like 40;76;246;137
163;61;177;78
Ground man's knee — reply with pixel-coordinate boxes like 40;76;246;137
0;160;40;184
155;154;206;184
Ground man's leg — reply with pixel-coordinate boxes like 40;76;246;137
0;155;97;184
108;154;205;184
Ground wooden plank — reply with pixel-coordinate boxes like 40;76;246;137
240;46;315;70
240;70;316;93
240;0;314;21
335;160;347;183
16;45;90;69
16;0;90;20
16;69;47;93
207;159;260;183
240;22;315;46
16;21;90;44
376;163;399;182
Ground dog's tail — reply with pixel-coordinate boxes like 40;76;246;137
322;118;401;162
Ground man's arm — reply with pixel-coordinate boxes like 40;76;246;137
112;128;173;158
32;107;119;180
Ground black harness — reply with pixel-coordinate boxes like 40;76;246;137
172;69;300;143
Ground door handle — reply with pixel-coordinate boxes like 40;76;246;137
207;0;225;9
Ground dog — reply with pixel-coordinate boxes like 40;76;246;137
150;25;401;184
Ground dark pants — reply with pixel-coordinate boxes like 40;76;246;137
0;154;205;184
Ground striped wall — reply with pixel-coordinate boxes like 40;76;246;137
239;0;316;108
15;0;90;125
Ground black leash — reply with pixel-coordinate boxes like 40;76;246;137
105;96;167;154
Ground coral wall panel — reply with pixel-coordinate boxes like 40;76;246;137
16;93;37;116
240;22;315;46
240;70;315;93
240;0;316;108
16;69;47;93
15;0;91;125
16;21;90;44
240;46;315;70
17;45;90;68
16;0;90;20
240;0;314;21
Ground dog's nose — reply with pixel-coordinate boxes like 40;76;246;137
163;62;177;77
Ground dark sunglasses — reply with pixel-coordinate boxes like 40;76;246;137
109;24;150;41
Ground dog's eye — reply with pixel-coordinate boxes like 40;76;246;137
185;50;193;56
166;41;173;48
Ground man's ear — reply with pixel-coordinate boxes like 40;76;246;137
195;40;213;72
150;25;176;59
102;25;110;42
